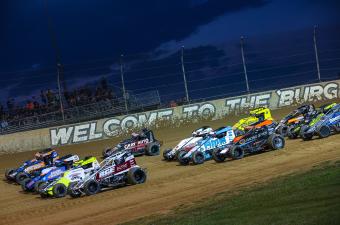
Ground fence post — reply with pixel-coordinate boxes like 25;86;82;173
181;46;190;103
120;54;129;113
313;25;321;82
240;36;250;93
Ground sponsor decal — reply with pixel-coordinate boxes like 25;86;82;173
50;80;340;147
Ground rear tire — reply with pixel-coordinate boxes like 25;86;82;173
127;167;147;185
192;151;205;165
16;172;29;184
68;182;82;198
230;146;244;160
146;142;160;156
212;149;227;163
318;125;331;138
268;134;285;150
287;126;299;139
278;125;288;136
84;180;101;196
53;183;67;198
177;150;190;165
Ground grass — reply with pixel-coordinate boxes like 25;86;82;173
123;162;340;225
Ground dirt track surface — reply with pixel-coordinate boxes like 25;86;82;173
0;107;340;225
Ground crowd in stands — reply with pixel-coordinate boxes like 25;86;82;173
0;79;116;129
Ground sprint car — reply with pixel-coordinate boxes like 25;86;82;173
21;154;79;192
289;103;336;139
233;107;273;135
300;103;340;140
102;128;161;158
177;126;236;165
68;150;146;197
275;104;315;137
162;126;213;161
39;156;100;198
213;120;285;162
5;148;60;184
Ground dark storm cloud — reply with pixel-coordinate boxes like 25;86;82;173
0;0;268;71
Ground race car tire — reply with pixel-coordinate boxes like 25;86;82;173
34;181;46;193
53;183;68;198
84;180;101;196
277;125;288;136
146;142;160;156
317;125;331;139
5;168;15;180
177;150;190;165
192;151;205;165
212;149;227;163
40;192;49;199
268;134;285;150
300;125;313;141
102;148;113;158
230;146;244;160
163;149;172;161
68;182;82;198
127;167;147;185
287;126;299;139
21;178;31;191
15;172;29;184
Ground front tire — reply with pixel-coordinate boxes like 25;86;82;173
177;150;190;165
34;181;47;193
287;126;299;139
68;182;82;198
230;146;244;160
192;151;205;165
84;180;101;196
268;134;285;150
16;172;29;184
163;149;172;161
212;149;227;163
127;167;147;185
5;168;16;180
53;183;68;198
300;125;313;141
21;178;31;191
102;148;113;158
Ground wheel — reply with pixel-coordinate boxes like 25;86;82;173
268;134;285;150
15;172;29;184
287;126;299;139
163;149;172;161
177;150;190;165
102;148;112;158
230;146;244;160
34;181;47;193
127;167;147;185
192;151;205;165
21;178;32;191
146;142;160;156
83;180;101;196
300;125;313;141
68;182;82;198
277;125;288;136
318;125;331;138
212;148;227;163
5;168;15;180
53;183;68;198
40;192;49;199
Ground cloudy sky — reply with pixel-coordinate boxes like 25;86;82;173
0;0;339;103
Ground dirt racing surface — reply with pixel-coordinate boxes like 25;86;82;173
0;106;340;225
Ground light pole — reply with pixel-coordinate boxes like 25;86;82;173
181;46;189;103
44;0;65;121
120;54;128;113
240;36;250;93
313;25;321;82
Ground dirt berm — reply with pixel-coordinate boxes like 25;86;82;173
0;106;339;225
